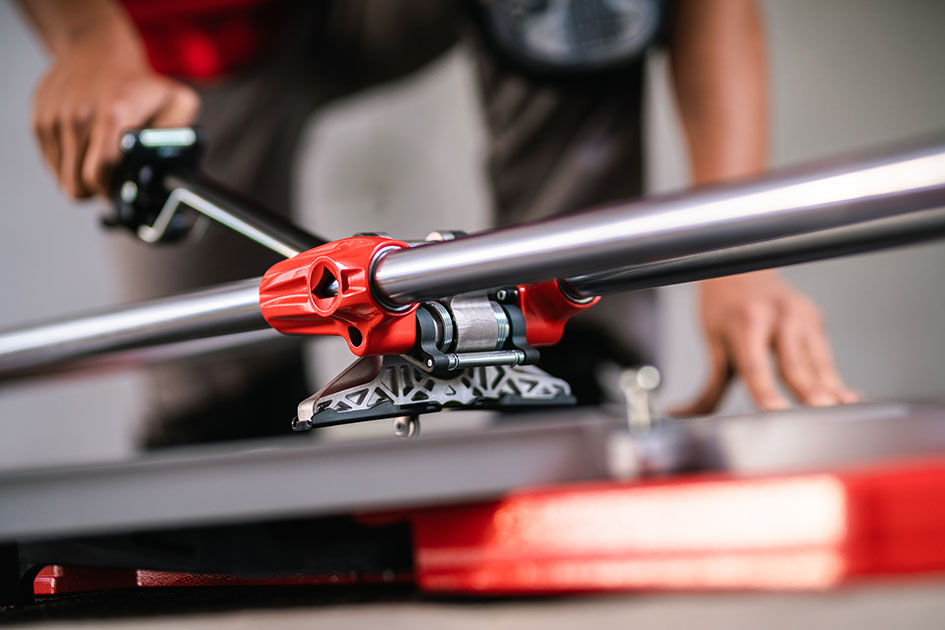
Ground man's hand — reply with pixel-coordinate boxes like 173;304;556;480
32;49;199;199
19;0;199;198
674;270;860;415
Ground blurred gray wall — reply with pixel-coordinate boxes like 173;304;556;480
0;2;141;470
0;0;943;470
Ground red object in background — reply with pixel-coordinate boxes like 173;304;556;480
410;457;945;593
35;456;945;596
33;566;405;596
121;0;287;80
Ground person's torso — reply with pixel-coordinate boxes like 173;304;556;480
123;0;665;220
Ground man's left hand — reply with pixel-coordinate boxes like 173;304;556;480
674;270;860;415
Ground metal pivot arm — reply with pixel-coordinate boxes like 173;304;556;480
107;128;326;256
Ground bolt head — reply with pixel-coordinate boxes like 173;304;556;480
120;181;138;204
636;365;661;390
120;133;136;151
291;417;313;431
393;415;420;438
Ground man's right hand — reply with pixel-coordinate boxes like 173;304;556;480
32;45;199;199
19;0;200;199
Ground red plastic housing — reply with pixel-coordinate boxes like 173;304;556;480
518;280;600;347
259;236;418;356
259;237;598;355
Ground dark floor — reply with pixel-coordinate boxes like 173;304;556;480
4;578;945;630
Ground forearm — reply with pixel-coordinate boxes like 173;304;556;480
15;0;146;63
672;0;773;291
670;0;768;185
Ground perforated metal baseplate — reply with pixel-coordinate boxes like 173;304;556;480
294;354;575;429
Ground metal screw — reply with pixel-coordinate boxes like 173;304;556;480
138;165;154;184
635;365;661;390
425;230;462;242
393;415;420;438
120;133;136;151
496;289;508;301
291;417;313;431
619;365;662;432
426;358;434;368
120;181;138;204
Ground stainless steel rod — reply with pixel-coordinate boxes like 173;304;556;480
0;168;325;380
374;139;945;304
0;278;266;379
564;206;945;295
0;329;290;382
